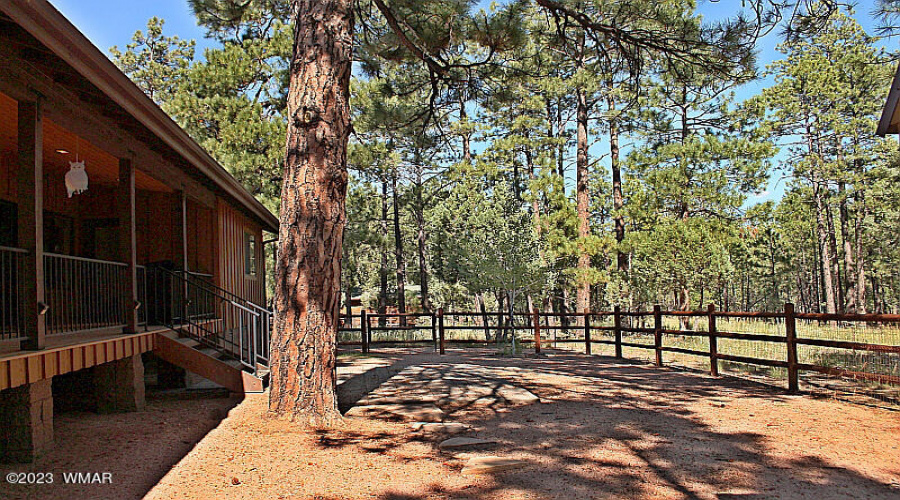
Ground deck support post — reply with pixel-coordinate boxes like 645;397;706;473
94;354;145;413
0;379;53;463
17;100;46;350
118;158;138;333
174;189;189;324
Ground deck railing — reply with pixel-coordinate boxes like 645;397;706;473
44;253;131;335
0;246;25;340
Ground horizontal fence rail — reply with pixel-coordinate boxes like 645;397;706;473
338;304;900;396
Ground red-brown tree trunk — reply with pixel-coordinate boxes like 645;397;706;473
609;96;626;273
269;0;353;426
575;85;591;314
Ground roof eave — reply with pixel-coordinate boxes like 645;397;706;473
1;0;279;232
876;62;900;137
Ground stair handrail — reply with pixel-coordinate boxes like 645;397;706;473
150;266;271;372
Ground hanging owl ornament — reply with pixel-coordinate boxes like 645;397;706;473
65;160;88;198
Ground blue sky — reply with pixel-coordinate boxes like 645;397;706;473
48;0;892;206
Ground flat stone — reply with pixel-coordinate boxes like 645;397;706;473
497;386;540;405
461;456;528;475
438;437;497;449
360;394;442;405
410;422;471;434
345;404;444;422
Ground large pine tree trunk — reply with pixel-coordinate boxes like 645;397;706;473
824;200;843;312
460;93;472;164
379;181;389;326
270;0;353;425
391;173;407;323
854;196;868;314
575;86;591;314
608;96;626;274
838;182;857;312
813;176;838;314
413;182;431;312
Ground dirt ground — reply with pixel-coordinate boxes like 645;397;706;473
3;349;900;500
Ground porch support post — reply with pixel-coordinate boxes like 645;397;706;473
118;158;138;333
174;189;188;324
17;100;46;350
180;189;188;273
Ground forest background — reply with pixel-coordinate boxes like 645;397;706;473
96;0;900;316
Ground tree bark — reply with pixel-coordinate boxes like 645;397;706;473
575;85;591;315
854;193;868;314
391;173;407;320
608;96;626;273
460;92;472;164
413;182;431;312
813;175;837;314
838;182;857;312
824;199;843;312
379;181;389;325
270;0;353;425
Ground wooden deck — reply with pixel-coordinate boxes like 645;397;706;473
0;327;166;391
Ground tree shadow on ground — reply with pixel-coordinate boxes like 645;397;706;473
320;349;900;499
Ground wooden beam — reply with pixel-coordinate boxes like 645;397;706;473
0;46;213;200
180;190;189;272
17;100;46;350
119;157;138;333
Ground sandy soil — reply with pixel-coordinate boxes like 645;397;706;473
4;350;900;499
0;392;239;500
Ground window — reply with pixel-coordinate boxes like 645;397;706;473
244;232;257;277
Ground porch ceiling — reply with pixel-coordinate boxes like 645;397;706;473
0;91;172;193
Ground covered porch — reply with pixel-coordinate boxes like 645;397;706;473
0;90;216;355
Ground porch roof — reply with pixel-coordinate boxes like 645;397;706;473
0;0;279;233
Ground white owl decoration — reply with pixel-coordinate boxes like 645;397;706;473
65;160;88;198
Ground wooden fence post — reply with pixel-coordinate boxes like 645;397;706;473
785;302;799;393
654;304;663;367
361;309;369;354
614;305;623;359
533;308;542;354
708;304;718;376
438;307;445;355
431;310;438;350
479;298;490;341
584;310;591;355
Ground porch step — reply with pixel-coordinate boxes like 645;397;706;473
222;359;244;370
198;347;222;359
176;338;201;349
153;333;264;394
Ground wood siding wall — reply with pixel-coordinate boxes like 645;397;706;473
216;199;266;306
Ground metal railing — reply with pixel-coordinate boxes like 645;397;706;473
44;252;129;335
0;246;25;340
150;266;271;374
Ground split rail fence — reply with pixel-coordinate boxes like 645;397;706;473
338;304;900;394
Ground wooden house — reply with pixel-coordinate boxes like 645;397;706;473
0;0;279;462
